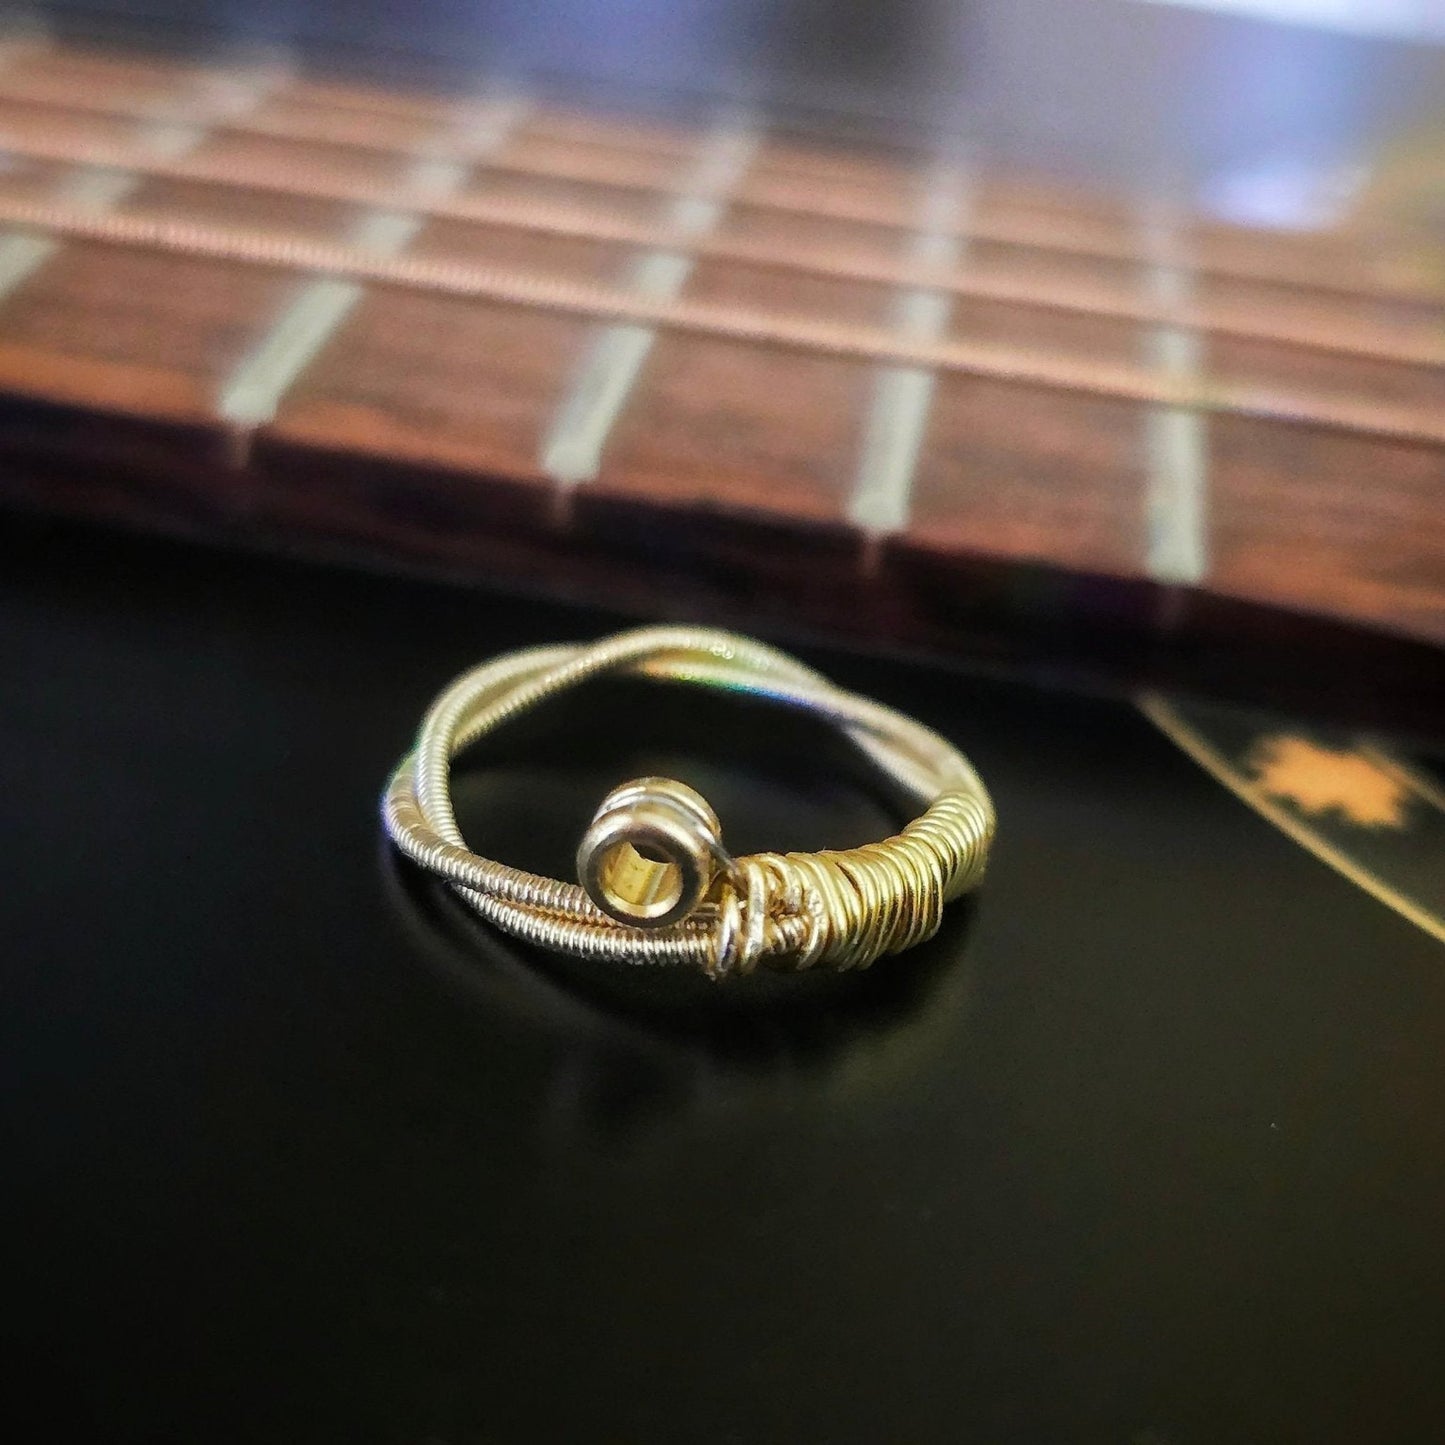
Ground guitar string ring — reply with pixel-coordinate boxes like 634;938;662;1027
383;626;995;980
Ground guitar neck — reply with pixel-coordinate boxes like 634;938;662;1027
0;31;1440;710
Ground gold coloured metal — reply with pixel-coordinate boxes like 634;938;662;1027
383;626;996;980
577;777;728;928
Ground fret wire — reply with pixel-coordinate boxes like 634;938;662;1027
218;71;890;190
0;78;1438;312
541;115;758;489
523;115;918;193
0;193;1439;451
244;67;906;191
0;62;285;302
0;127;1438;376
0;120;197;299
0;17;53;296
849;160;971;538
1140;198;1209;588
218;100;527;446
1;49;1027;197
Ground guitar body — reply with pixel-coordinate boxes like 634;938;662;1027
3;520;1444;1443
0;5;1442;1441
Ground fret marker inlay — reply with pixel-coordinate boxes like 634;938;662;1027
218;100;526;443
850;163;970;538
540;119;757;489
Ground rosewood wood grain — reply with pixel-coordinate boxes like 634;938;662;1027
0;34;1440;708
258;225;626;510
894;377;1148;578
1209;421;1444;641
2;85;1441;376
579;256;893;534
0;162;362;521
6;57;1443;311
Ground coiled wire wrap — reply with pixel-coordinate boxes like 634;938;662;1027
382;626;995;978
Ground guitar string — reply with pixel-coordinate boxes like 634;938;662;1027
0;126;1439;376
0;64;291;302
2;74;1437;309
0;51;899;186
8;44;1434;641
0;190;1438;449
5;72;854;199
540;115;760;490
0;73;1441;320
217;100;529;449
18;44;1014;201
0;76;1215;251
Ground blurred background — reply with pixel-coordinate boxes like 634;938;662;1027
15;0;1445;216
0;0;1440;691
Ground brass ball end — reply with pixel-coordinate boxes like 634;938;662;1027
576;777;727;928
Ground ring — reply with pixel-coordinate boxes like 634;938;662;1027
382;626;996;980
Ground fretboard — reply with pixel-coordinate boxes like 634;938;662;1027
0;31;1440;691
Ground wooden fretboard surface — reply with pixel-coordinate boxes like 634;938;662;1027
0;31;1440;683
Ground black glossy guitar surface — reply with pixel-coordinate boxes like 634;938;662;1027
2;519;1443;1444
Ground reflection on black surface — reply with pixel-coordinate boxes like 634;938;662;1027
384;848;978;1146
5;523;1445;1444
377;678;980;1147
